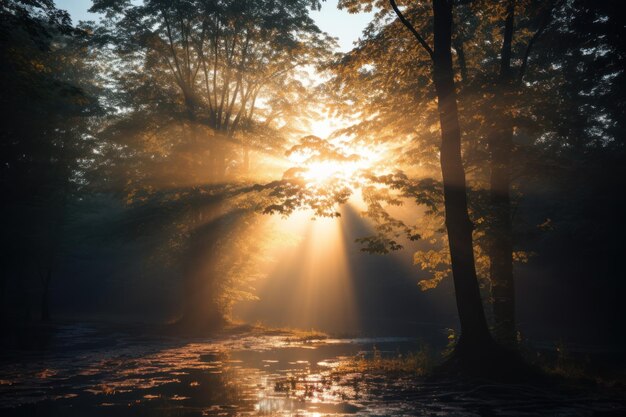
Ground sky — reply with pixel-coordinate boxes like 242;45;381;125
56;0;374;52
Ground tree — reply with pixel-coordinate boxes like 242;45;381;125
0;0;100;322
456;0;564;345
453;0;621;344
90;0;332;180
422;0;497;365
308;0;502;371
86;0;334;331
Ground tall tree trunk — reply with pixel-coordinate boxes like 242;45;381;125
489;121;515;344
0;268;5;323
178;204;227;333
389;0;529;376
212;142;227;181
432;0;493;350
17;270;31;323
41;269;51;321
489;0;516;345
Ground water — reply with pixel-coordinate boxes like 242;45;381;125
0;324;623;416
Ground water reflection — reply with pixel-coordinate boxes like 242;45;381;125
0;325;623;416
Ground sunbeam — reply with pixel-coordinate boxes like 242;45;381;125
4;1;624;415
233;208;359;333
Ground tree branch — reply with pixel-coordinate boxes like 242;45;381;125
389;0;434;60
500;0;516;79
161;9;185;85
518;0;564;82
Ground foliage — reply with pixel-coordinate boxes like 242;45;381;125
1;0;623;343
317;0;624;294
261;135;360;217
89;0;335;192
335;344;432;375
1;0;101;321
77;1;339;326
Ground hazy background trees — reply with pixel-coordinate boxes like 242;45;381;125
0;0;624;354
1;0;101;326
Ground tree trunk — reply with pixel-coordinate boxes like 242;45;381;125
41;269;51;321
385;0;531;377
0;268;6;323
489;120;515;344
210;139;227;182
177;204;227;333
489;0;516;345
429;3;535;379
432;0;493;350
17;270;31;323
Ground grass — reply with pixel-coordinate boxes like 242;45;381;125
335;345;432;376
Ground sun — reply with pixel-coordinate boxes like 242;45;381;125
287;141;381;188
301;161;347;183
281;117;392;197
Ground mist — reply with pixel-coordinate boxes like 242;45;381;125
1;0;625;416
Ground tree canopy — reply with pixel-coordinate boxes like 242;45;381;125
1;0;624;372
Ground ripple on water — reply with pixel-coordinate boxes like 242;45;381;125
0;326;624;416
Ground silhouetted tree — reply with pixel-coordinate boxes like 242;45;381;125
0;0;100;322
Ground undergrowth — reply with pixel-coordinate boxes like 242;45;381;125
335;344;432;376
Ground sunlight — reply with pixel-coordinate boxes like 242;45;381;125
287;129;385;188
233;208;359;333
301;160;344;183
4;0;622;415
310;118;339;139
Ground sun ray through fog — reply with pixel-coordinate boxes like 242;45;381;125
233;207;359;333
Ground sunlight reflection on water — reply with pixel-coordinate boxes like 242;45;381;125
0;326;623;416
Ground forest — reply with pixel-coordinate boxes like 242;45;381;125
0;0;625;416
